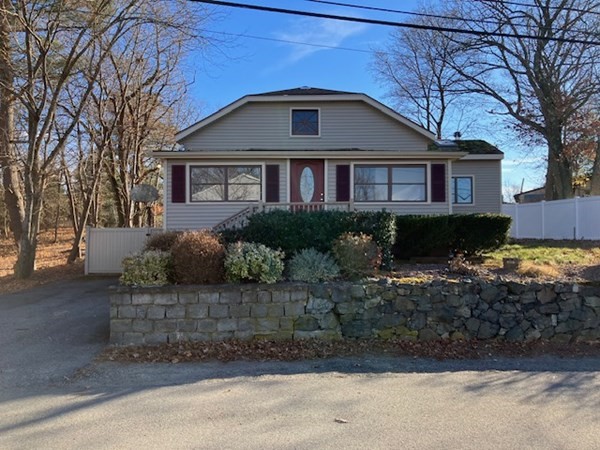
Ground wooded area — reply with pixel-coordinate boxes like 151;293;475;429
0;0;212;278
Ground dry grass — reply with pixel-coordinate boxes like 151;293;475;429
0;228;84;294
516;262;562;279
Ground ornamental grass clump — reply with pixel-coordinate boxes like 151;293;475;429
287;248;340;282
171;230;225;284
120;250;172;287
332;232;381;280
225;242;284;284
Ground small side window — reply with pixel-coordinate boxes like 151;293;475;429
452;176;473;204
291;109;319;136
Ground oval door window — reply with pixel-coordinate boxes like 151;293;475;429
299;167;315;202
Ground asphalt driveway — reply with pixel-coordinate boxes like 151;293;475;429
0;278;599;449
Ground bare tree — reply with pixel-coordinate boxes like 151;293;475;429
0;0;213;277
0;0;24;245
372;13;471;139
446;0;600;200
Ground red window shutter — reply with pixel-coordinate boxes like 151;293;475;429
265;164;280;203
171;165;186;203
431;163;446;203
336;165;350;202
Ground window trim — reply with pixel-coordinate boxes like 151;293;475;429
352;162;429;203
187;162;265;203
451;175;475;205
289;107;321;138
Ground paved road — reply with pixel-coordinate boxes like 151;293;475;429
0;279;599;449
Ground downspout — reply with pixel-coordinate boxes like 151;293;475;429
448;159;453;215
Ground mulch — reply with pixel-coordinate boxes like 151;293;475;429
101;338;600;364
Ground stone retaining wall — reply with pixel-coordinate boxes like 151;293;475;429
110;280;600;346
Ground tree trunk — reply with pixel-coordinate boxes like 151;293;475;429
544;131;573;200
0;0;25;244
14;183;44;278
590;137;600;196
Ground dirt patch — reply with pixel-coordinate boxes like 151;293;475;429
101;339;600;364
0;228;84;294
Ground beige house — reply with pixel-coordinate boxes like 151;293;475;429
152;87;504;230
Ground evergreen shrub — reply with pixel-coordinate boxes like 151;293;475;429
224;242;285;284
287;248;340;282
120;250;172;286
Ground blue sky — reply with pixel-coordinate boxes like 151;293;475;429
186;0;545;196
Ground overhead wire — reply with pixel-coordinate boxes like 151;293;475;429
206;29;370;53
478;0;600;16
306;0;600;37
190;0;600;45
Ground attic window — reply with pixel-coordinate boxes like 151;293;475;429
291;109;319;136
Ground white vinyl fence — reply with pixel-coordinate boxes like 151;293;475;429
85;227;162;275
502;196;600;240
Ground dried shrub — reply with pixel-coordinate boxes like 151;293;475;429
145;231;181;252
332;232;381;280
225;242;285;284
120;250;172;286
287;248;340;282
171;230;225;284
448;254;481;276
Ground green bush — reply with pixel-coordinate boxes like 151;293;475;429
224;210;396;268
451;214;512;255
225;242;285;284
145;231;181;252
394;215;454;258
394;214;511;258
171;230;225;284
120;250;172;287
332;232;381;280
287;248;340;282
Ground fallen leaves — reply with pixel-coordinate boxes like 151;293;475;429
99;338;600;364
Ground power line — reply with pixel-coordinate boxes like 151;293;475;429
307;0;600;37
206;29;370;53
191;0;600;45
478;0;600;16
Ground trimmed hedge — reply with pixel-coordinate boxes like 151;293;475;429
394;214;511;258
221;210;396;269
220;210;510;264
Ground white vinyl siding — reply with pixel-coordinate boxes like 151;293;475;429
179;101;431;151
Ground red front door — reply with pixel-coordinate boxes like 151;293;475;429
290;160;324;203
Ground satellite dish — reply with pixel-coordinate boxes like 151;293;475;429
131;184;159;203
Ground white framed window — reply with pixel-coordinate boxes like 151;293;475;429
354;164;427;202
189;165;262;202
290;108;320;136
451;176;473;204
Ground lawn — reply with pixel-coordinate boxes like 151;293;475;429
484;240;600;266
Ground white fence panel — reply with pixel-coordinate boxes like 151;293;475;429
544;199;576;239
85;227;161;275
517;202;543;238
578;196;600;240
502;196;600;240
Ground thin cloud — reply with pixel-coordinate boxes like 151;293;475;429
272;17;367;66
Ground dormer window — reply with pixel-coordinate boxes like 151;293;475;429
291;108;319;136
